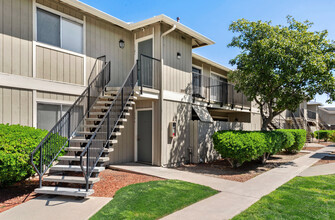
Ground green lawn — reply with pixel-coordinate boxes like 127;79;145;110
234;175;335;219
90;180;218;220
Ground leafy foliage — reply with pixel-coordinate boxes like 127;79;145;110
314;130;335;141
212;130;294;167
228;16;335;130
0;124;66;187
278;129;306;153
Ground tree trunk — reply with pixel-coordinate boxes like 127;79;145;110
261;116;273;131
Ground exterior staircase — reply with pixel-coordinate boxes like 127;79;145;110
30;57;140;197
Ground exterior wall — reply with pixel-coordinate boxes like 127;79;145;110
36;46;84;84
191;120;254;164
0;87;33;126
319;108;335;125
162;27;193;94
36;91;77;102
0;0;33;77
109;108;135;164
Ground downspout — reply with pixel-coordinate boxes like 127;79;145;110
160;24;176;166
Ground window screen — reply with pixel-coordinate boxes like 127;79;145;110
37;8;83;54
37;104;61;131
37;8;60;47
62;18;83;53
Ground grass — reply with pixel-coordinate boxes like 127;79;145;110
90;179;218;220
234;175;335;219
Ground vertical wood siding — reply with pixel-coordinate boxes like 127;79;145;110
36;91;77;102
85;16;134;87
162;28;192;94
161;100;191;166
0;87;33;126
108;108;135;164
36;46;84;85
36;0;83;20
0;0;33;76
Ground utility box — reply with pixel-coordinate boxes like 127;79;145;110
169;122;177;138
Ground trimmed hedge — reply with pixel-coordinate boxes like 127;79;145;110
0;124;66;187
212;129;306;167
212;130;292;167
278;129;306;153
314;130;335;142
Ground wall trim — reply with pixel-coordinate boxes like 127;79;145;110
0;72;85;96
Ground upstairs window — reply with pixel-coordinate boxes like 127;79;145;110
192;67;202;97
37;8;83;54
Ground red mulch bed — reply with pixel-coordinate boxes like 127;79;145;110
177;152;308;182
313;156;335;167
92;169;163;197
0;169;162;213
0;176;40;213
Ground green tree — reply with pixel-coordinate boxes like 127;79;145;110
228;16;335;131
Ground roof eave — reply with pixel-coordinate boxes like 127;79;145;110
192;53;231;72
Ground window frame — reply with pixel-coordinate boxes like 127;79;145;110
210;71;228;102
35;3;84;55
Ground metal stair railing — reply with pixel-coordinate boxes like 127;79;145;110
80;61;138;191
30;58;110;188
88;55;106;86
138;54;161;94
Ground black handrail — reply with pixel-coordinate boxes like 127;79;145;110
139;54;160;94
191;72;251;110
30;60;111;188
88;55;106;86
80;62;138;191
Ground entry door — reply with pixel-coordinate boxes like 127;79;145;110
137;110;152;163
137;39;153;88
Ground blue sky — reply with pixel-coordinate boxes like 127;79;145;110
81;0;335;106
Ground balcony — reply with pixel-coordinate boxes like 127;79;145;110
307;110;316;120
192;72;251;110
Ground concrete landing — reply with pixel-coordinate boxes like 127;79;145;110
0;195;111;220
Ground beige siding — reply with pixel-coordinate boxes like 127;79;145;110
0;0;33;76
134;26;153;39
85;15;134;87
109;108;135;164
162;28;192;94
36;91;77;102
161;100;191;166
0;87;32;126
36;46;84;85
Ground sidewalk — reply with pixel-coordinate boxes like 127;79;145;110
0;195;111;220
111;144;335;220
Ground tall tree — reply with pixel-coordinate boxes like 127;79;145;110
228;16;335;130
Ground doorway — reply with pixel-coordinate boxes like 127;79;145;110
136;38;153;88
136;109;153;164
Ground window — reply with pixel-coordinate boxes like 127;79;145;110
210;74;228;103
37;103;71;131
37;8;83;54
192;67;202;97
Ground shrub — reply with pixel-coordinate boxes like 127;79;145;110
279;129;306;153
314;130;335;142
330;133;335;143
0;124;66;187
212;130;290;167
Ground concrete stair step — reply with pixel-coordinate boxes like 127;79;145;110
75;131;121;136
81;124;124;129
35;186;94;197
70;138;118;144
65;147;114;153
58;155;109;162
50;165;104;173
43;175;100;184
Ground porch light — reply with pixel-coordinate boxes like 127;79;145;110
119;39;125;49
177;52;181;59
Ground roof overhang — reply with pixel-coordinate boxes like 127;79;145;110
59;1;215;49
129;15;215;48
192;53;231;72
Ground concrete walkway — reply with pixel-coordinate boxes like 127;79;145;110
111;144;335;220
299;161;335;177
0;195;111;220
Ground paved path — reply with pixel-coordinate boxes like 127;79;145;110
0;195;111;220
111;145;335;220
299;162;335;177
